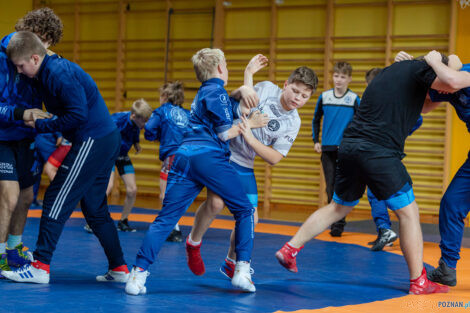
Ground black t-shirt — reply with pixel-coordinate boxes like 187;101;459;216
343;60;436;153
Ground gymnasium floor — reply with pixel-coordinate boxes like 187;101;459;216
1;205;469;313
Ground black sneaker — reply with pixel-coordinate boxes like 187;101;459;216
371;228;398;251
427;258;457;286
117;219;136;232
166;229;183;242
329;218;346;237
368;233;394;246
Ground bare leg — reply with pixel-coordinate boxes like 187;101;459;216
159;178;167;203
0;181;20;243
290;201;353;248
190;190;224;242
106;171;115;197
393;200;423;279
8;186;34;236
43;162;59;182
227;207;259;260
120;173;137;220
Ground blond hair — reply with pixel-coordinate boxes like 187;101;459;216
160;81;184;107
131;99;152;119
191;48;225;82
6;31;46;62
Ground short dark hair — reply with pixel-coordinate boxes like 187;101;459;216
6;31;46;61
415;53;449;66
365;67;382;84
160;81;185;107
15;8;63;46
287;66;318;93
333;61;352;76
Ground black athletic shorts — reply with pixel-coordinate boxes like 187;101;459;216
0;139;39;189
113;154;135;176
334;138;412;202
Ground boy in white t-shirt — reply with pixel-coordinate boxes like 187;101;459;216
185;54;318;279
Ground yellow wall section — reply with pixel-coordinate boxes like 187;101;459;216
453;7;470;178
0;0;32;36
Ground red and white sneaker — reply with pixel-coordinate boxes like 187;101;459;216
185;237;205;276
220;258;255;280
1;260;50;284
96;264;130;282
275;242;303;273
409;267;450;295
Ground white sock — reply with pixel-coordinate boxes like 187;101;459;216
0;242;6;254
7;234;22;249
174;223;180;231
187;233;201;246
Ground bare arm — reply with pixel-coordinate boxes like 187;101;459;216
425;50;470;91
244;54;268;88
239;116;283;165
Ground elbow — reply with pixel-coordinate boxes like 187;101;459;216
447;77;462;92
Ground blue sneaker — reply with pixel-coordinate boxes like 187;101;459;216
6;243;32;268
0;253;11;279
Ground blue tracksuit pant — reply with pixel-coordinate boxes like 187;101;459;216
367;188;392;232
135;144;255;270
439;154;470;268
34;129;126;269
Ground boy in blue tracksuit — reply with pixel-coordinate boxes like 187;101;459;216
144;81;189;242
1;31;129;284
423;59;470;287
312;61;360;237
0;8;63;275
125;48;258;295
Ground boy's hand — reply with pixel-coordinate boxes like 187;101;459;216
23;109;51;128
246;110;269;129
245;54;268;76
239;116;255;140
314;143;322;153
134;143;142;154
424;50;443;65
448;54;463;71
395;51;414;62
239;85;259;108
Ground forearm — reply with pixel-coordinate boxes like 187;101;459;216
429;61;470;90
244;134;283;165
244;69;254;88
422;97;441;114
219;124;241;141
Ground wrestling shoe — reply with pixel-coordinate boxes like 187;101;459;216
409;267;449;295
371;228;398;251
125;267;149;295
117;219;136;232
275;242;303;273
232;261;255;292
96;264;130;282
83;224;93;234
185;237;205;276
0;253;10;278
427;258;457;287
220;258;255;280
1;260;50;284
6;243;33;267
166;229;183;242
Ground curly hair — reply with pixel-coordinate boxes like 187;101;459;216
15;7;63;46
160;81;185;107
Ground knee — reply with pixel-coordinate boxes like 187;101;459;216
126;186;137;198
207;196;224;216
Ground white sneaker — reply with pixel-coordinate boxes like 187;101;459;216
96;266;130;283
125;267;149;295
1;261;50;284
231;261;256;292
